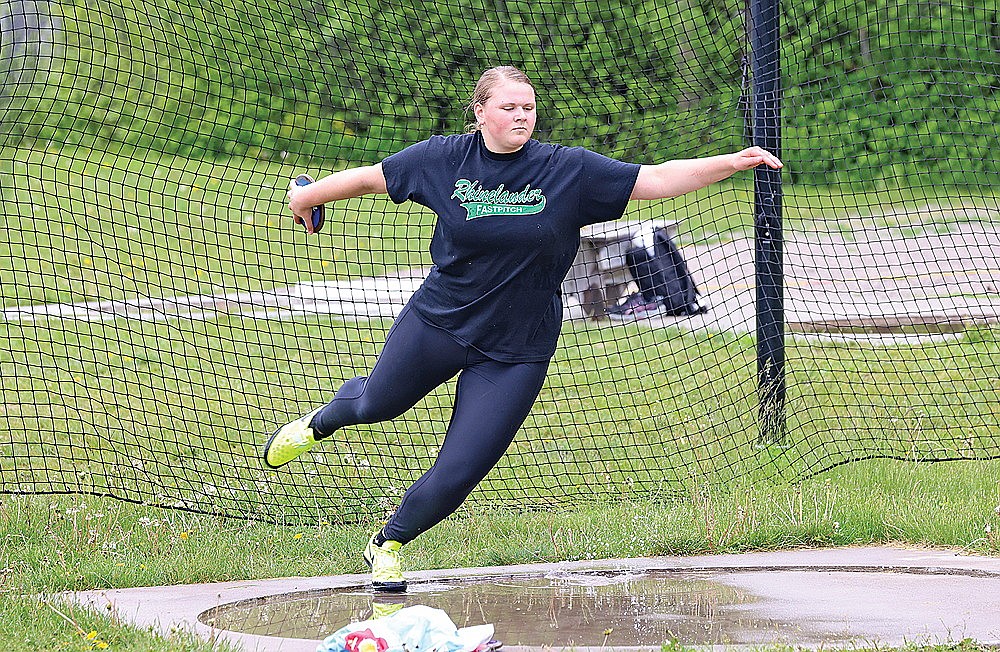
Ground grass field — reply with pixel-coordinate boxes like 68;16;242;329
3;145;997;307
3;308;997;523
2;147;999;649
2;457;999;650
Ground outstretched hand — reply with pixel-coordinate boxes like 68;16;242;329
732;146;783;171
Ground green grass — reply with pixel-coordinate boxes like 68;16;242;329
2;311;998;521
0;597;241;652
3;145;997;306
2;145;999;517
0;146;430;307
2;458;999;650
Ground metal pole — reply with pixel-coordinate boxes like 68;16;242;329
749;0;785;445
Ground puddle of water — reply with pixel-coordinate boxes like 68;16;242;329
201;570;820;646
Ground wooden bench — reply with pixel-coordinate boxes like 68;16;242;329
562;219;678;319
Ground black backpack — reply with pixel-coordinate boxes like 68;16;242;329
624;227;708;316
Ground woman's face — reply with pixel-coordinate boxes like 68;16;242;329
475;79;536;154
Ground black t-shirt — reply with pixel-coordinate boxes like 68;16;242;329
382;132;640;362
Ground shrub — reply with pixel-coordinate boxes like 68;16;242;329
2;0;996;185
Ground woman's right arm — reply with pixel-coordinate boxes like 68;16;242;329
287;163;388;234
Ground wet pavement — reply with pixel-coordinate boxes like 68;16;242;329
69;546;1000;651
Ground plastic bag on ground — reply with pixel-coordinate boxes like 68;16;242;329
317;604;495;652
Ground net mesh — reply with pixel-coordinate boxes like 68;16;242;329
2;0;998;523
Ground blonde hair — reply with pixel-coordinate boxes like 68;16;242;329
465;66;536;133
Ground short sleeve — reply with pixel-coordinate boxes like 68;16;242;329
577;149;641;227
382;140;430;205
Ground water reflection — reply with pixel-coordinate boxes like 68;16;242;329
202;570;809;646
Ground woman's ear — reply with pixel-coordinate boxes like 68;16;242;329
474;103;485;126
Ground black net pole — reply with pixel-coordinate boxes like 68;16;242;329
749;0;786;446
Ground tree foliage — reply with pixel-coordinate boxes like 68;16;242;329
2;0;996;184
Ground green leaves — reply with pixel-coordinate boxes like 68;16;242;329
3;0;996;184
782;0;1000;185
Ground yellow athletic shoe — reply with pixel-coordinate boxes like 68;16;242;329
363;534;407;593
263;407;323;469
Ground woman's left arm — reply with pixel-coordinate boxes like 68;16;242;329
629;146;783;201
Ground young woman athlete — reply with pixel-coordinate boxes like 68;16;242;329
264;66;783;592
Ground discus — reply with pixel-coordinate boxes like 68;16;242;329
294;173;326;233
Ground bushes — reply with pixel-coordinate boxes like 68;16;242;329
781;0;1000;186
2;0;997;185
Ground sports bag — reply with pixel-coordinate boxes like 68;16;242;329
624;226;708;316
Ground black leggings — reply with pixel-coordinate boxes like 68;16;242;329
311;303;550;544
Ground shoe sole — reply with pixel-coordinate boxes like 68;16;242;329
261;428;288;469
263;407;323;469
262;423;315;469
363;548;408;593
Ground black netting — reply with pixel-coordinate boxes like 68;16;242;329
1;0;997;523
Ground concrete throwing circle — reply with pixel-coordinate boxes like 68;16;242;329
200;566;1000;649
69;547;1000;651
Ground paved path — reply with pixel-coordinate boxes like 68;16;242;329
68;546;1000;651
680;212;1000;343
7;206;998;344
